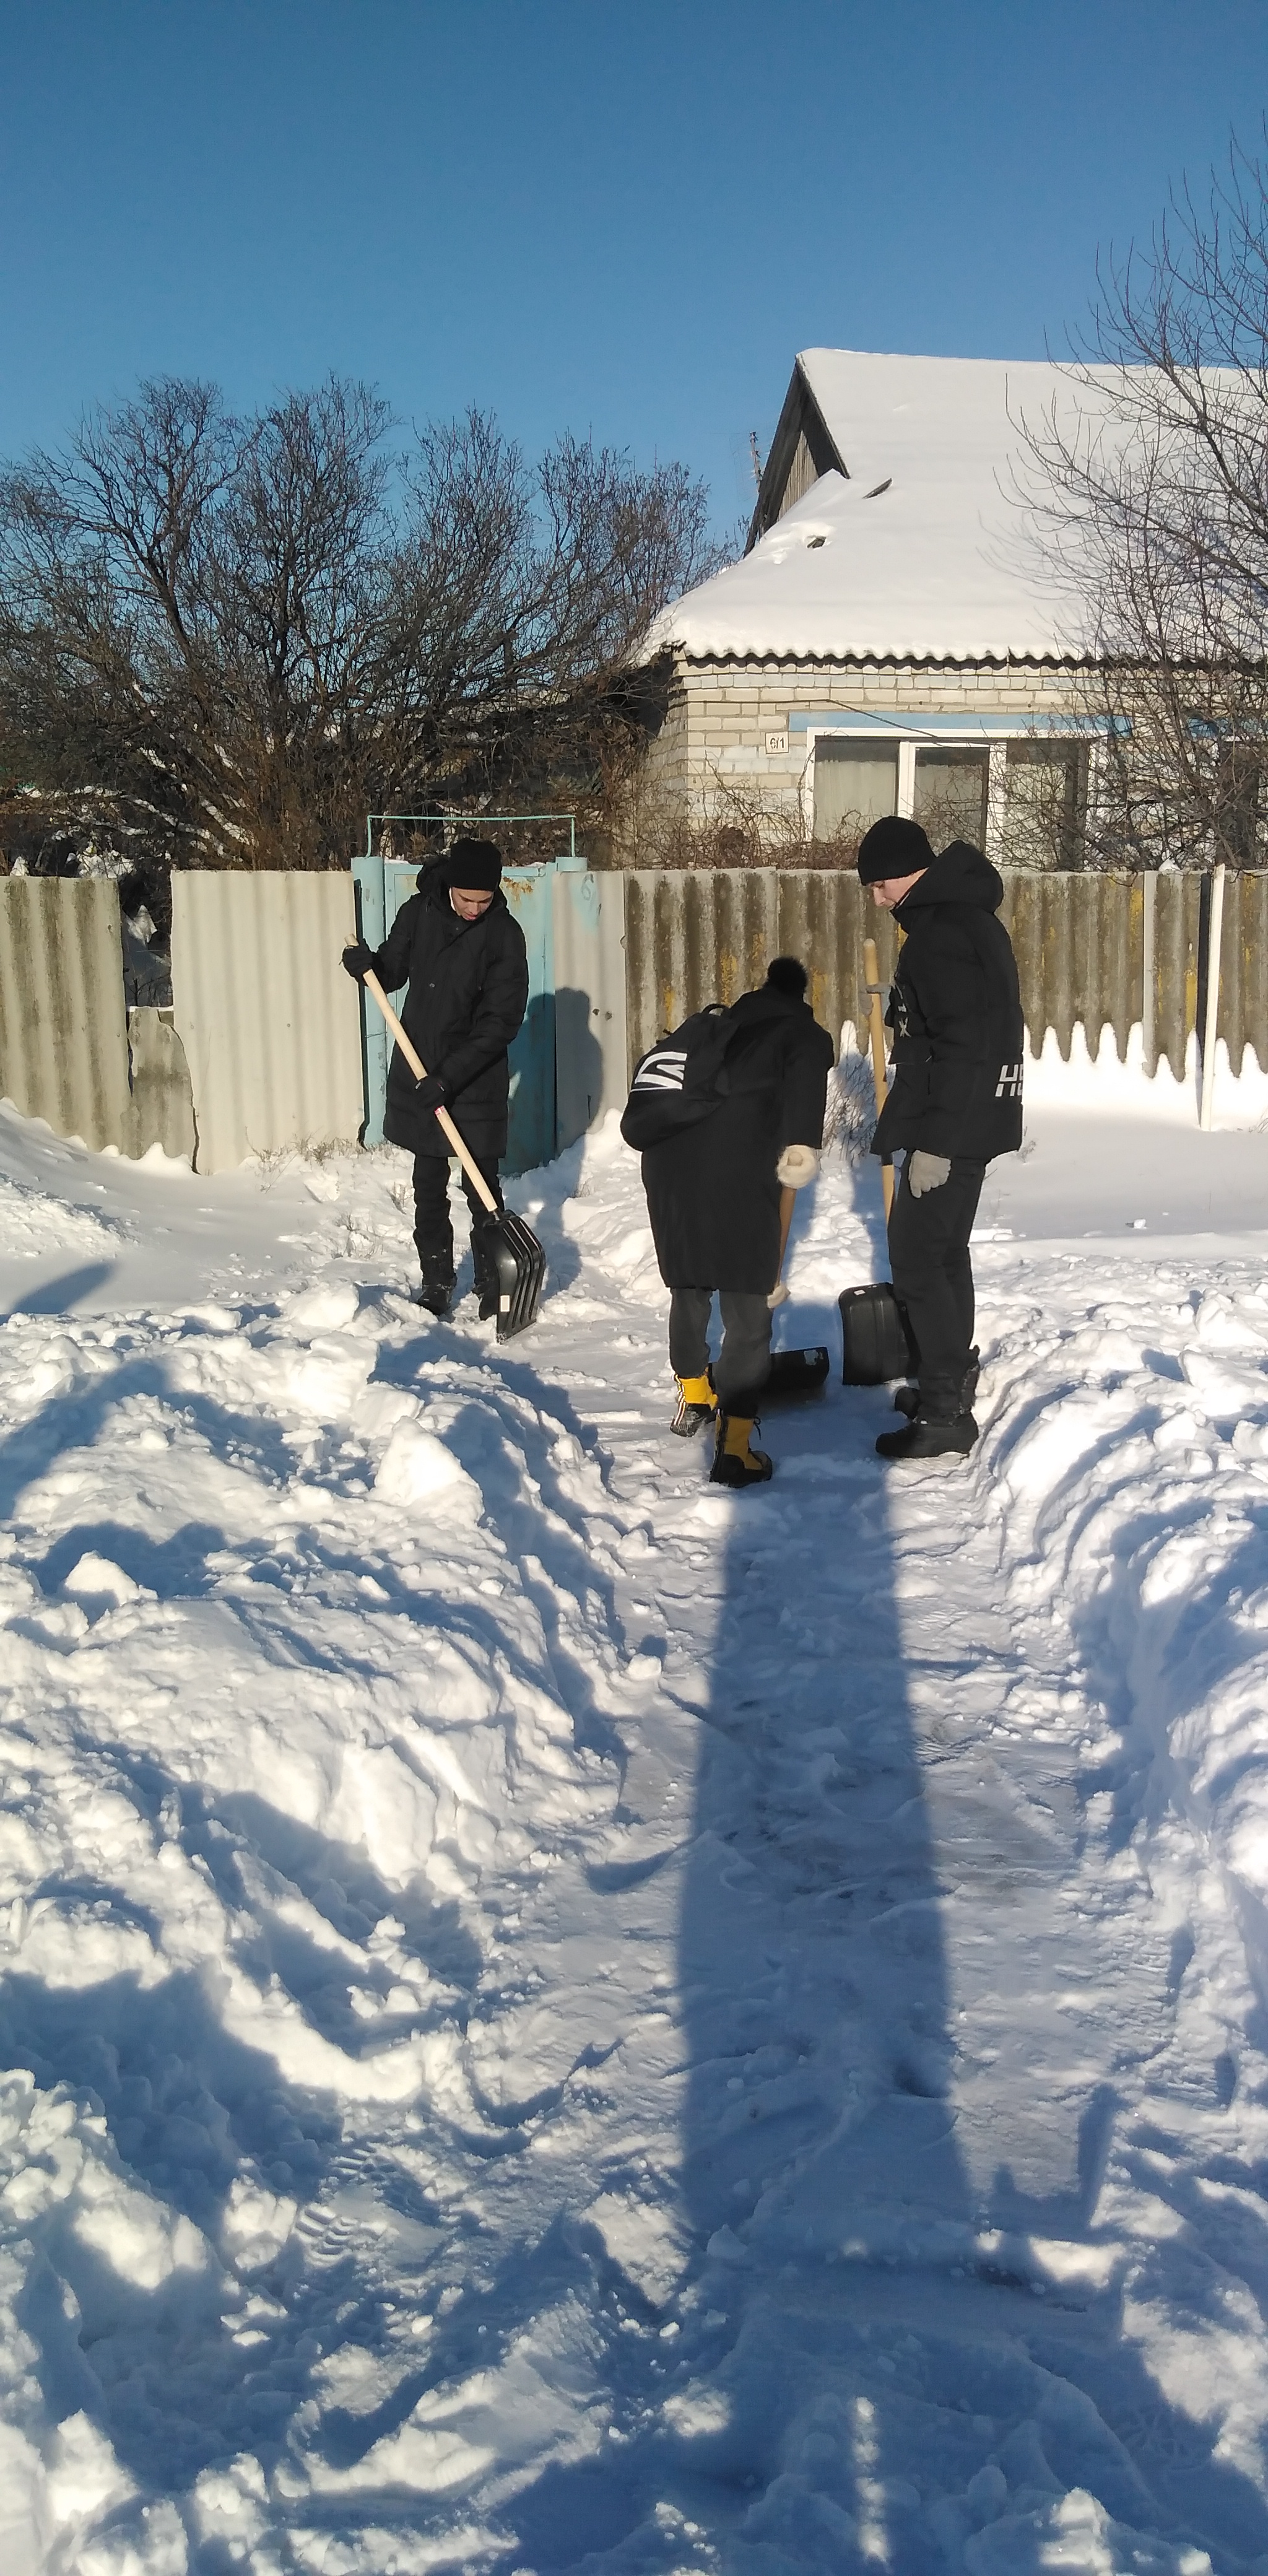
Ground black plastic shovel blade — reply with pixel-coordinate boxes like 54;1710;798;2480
474;1211;546;1340
765;1346;830;1404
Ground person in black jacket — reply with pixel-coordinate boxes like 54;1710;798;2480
343;839;529;1315
857;815;1023;1461
640;958;835;1488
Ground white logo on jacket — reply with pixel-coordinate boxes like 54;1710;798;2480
632;1045;687;1094
995;1061;1023;1099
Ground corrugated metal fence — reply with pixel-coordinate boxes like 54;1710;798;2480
0;863;628;1176
0;877;194;1159
170;871;362;1170
623;868;1260;1084
3;864;1264;1175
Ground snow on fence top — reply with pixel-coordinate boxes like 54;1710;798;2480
640;349;1132;666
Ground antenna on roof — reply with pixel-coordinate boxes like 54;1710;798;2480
749;431;763;487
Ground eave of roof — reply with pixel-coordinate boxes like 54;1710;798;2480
658;648;1098;671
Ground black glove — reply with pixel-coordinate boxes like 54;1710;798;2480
413;1071;449;1112
342;940;375;983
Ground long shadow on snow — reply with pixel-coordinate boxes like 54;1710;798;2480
485;1251;1268;2573
0;1754;514;2512
475;1228;993;2565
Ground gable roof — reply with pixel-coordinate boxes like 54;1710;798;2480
643;349;1122;665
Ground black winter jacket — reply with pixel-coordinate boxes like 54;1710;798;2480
872;841;1023;1163
641;985;835;1293
373;863;529;1161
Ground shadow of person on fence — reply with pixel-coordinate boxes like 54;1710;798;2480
553;986;608;1151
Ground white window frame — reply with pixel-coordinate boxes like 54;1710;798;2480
796;711;1108;846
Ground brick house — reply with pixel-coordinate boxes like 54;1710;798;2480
632;349;1109;864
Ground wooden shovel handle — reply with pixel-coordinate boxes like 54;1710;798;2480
862;937;895;1224
362;969;500;1216
776;1184;795;1284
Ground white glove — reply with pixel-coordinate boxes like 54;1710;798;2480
767;1279;791;1310
907;1151;951;1198
776;1143;820;1190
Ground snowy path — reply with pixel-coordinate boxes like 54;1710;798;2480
2;1101;1268;2573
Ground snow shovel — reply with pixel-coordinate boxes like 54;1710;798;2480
838;940;910;1385
362;970;545;1340
763;1186;830;1401
862;936;895;1224
766;1345;830;1403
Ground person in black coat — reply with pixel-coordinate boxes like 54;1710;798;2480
343;838;529;1314
640;958;835;1488
857;814;1023;1460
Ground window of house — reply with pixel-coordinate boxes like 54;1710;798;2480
813;740;898;842
913;747;990;846
1003;742;1084;867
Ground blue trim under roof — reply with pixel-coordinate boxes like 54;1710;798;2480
788;710;1127;738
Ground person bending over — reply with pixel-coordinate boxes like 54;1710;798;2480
640;957;834;1489
857;814;1023;1461
343;838;529;1316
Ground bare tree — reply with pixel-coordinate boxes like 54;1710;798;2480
1017;136;1268;870
0;380;722;869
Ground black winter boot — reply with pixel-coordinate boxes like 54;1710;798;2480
412;1259;455;1319
876;1406;978;1461
893;1346;979;1420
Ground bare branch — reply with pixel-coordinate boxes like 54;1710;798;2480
0;379;720;869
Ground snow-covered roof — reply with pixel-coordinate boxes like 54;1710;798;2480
642;349;1119;665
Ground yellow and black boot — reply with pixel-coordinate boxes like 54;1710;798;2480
710;1411;773;1489
671;1370;717;1438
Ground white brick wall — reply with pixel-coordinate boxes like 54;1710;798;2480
635;656;1090;831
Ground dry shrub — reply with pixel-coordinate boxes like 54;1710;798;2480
615;773;865;871
823;1040;880;1166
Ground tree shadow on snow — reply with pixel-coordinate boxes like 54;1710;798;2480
0;1753;504;2510
0;1346;298;1531
2;1260;118;1318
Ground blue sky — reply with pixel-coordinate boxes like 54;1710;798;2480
2;0;1266;527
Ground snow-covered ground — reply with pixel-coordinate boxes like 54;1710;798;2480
4;1058;1268;2576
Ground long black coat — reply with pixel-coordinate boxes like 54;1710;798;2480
872;840;1024;1164
641;985;835;1293
373;864;529;1161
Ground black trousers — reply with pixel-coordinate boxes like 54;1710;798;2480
887;1155;986;1411
669;1287;773;1416
412;1151;503;1280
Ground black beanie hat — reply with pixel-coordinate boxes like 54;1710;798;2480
856;814;935;885
765;955;808;998
445;835;503;892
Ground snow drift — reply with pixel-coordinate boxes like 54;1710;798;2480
1;1094;1267;2570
